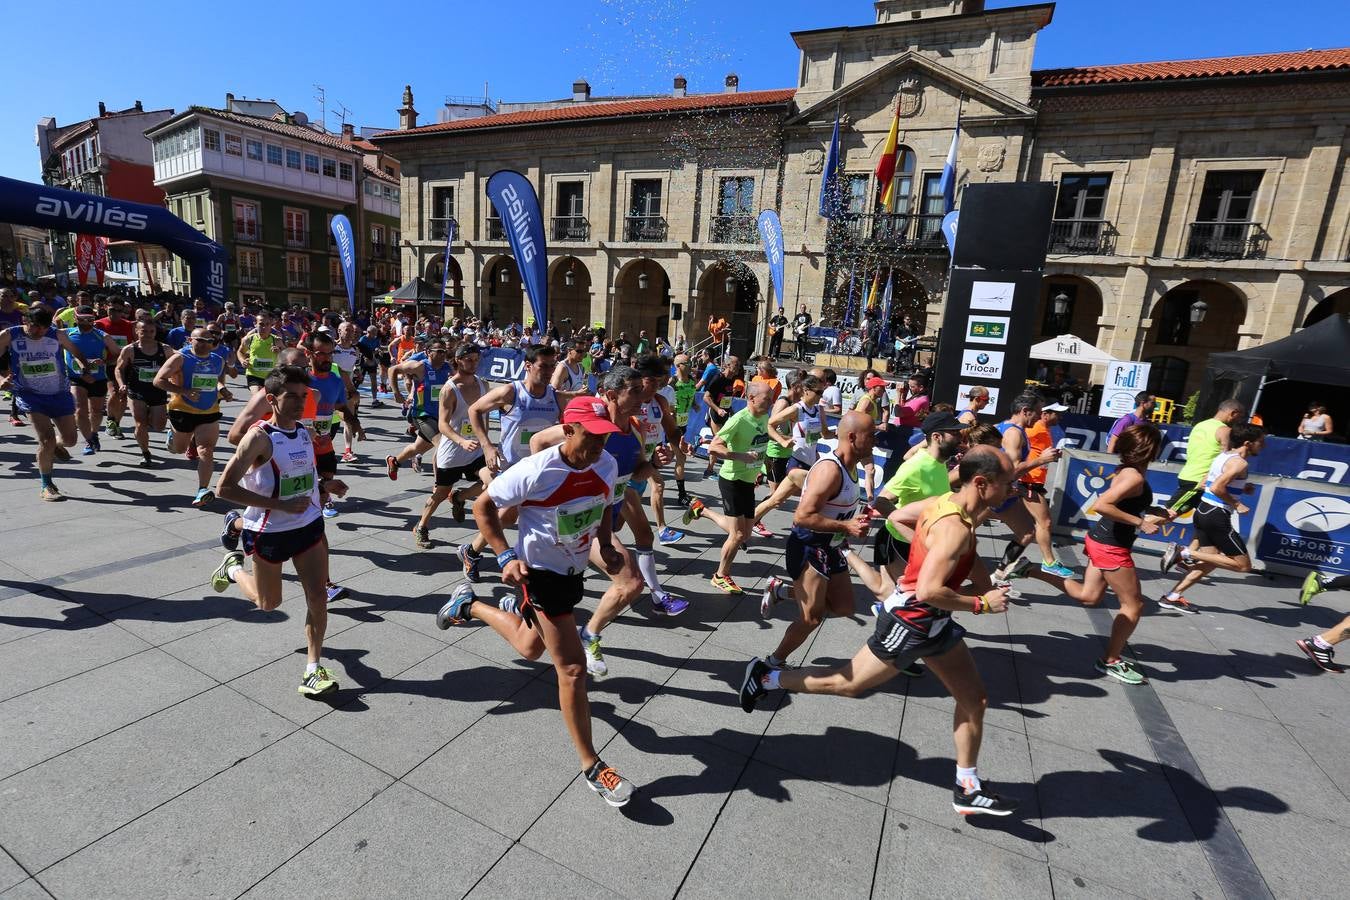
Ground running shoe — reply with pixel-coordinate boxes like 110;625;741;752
185;443;198;461
91;433;101;452
140;452;154;468
220;510;242;551
211;551;243;592
413;454;423;474
8;416;23;427
1296;637;1339;672
82;441;95;456
385;455;399;480
650;592;690;617
952;782;1019;816
584;760;634;808
40;484;63;502
682;498;705;526
1160;543;1181;573
752;522;774;538
581;628;608;677
163;429;173;452
191;488;213;508
457;543;482;583
739;657;771;712
992;555;1032;584
1300;571;1325;606
298;666;339;698
326;584;348;603
1158;595;1199;614
436;583;477;629
498;592;521;617
760;575;787;617
676;490;691;508
1095;657;1146;685
340;449;356;464
1040;560;1074;578
53;444;70;462
657;526;685;546
711;573;743;594
413;525;433;549
451;495;466;523
322;501;338;519
105;418;123;439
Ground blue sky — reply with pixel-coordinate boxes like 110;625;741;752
3;0;1345;181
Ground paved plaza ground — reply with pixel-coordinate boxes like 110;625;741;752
1;397;1347;900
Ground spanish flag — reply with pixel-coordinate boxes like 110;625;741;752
874;103;901;212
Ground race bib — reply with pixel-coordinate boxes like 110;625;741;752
518;429;536;447
612;481;628;502
676;413;689;427
459;421;475;437
807;431;821;444
429;385;443;401
191;373;217;391
280;471;315;498
718;397;733;410
136;366;159;381
555;496;605;553
111;336;128;347
21;361;56;377
314;418;332;435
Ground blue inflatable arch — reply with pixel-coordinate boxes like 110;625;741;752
0;175;228;305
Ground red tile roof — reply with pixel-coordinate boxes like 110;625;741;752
373;89;797;139
1033;48;1350;87
148;107;364;155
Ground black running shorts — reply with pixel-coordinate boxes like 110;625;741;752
765;455;789;485
872;528;911;570
718;476;757;519
785;533;848;580
169;409;222;433
1170;479;1202;516
1193;502;1249;557
868;615;965;668
243;516;326;564
72;377;108;399
435;455;485;488
523;568;586;618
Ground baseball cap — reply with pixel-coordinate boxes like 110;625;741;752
921;410;965;435
455;343;481;358
865;376;888;389
562;395;621;435
1042;402;1070;412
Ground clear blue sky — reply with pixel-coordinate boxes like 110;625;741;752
3;0;1345;181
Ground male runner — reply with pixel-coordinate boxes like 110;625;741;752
685;381;774;594
990;392;1066;580
238;311;284;393
210;364;348;698
385;340;452;479
551;339;589;393
0;287;28;427
1159;423;1264;611
434;395;636;807
155;326;232;506
751;373;831;539
65;305;122;455
1166;399;1245;561
331;323;366;462
0;306;89;499
166;309;195;351
94;299;135;439
302;331;358;519
113;316;169;466
355;325;384;408
740;446;1020;816
871;410;964;577
413;343;487;548
667;352;698;510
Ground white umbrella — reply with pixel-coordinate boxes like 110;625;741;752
1028;334;1114;365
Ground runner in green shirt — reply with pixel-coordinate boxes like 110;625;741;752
874;411;964;577
1170;399;1245;516
684;381;774;594
670;353;698;507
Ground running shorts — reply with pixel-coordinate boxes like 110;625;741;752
1194;502;1249;557
412;416;438;444
765;456;788;485
247;375;268;389
243;516;326;564
1169;479;1202;516
435;455;485;488
522;568;586;618
718;476;757;519
872;528;911;570
315;450;338;478
868;615;965;667
169;409;222;433
15;390;75;419
128;386;168;407
1084;535;1134;570
785;533;848;580
72;378;108;399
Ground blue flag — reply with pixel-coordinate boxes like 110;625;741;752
941;209;960;256
486;171;548;330
329;214;357;313
818;113;842;219
757;210;785;311
938;124;960;214
439;218;457;319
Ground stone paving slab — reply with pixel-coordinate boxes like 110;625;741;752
1;396;1346;898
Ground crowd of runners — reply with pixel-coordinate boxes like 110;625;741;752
1;284;1342;813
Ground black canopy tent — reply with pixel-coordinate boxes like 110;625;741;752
371;277;446;306
1196;313;1350;438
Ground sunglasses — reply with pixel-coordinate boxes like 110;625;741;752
192;336;218;344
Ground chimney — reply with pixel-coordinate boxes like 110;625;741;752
97;101;106;117
341;123;355;142
225;92;235;109
572;79;591;102
398;84;418;130
673;75;687;98
134;100;143;111
724;73;739;93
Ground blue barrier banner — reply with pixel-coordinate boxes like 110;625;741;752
1059;412;1349;484
1257;487;1350;576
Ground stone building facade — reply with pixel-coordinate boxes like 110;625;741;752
374;0;1350;399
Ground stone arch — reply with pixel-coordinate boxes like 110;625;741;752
480;254;524;327
1302;286;1350;328
547;255;594;332
424;254;464;302
611;257;674;345
696;261;761;360
1141;279;1246;401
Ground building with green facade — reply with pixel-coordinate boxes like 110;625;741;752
145;97;400;310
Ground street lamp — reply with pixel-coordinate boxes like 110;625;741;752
1052;291;1070;332
564;262;575;287
1189;299;1208;324
724;275;736;295
499;266;510;284
638;262;649;291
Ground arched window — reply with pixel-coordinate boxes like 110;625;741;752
1146;355;1189;401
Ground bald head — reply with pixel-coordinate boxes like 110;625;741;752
958;444;1012;487
278;348;307;367
838;410;874;439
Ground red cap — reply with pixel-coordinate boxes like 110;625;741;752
865;376;889;389
562;395;621;435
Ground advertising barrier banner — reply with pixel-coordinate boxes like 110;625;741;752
1256;486;1350;577
485;171;548;329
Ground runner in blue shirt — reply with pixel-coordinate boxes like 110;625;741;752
65;305;123;456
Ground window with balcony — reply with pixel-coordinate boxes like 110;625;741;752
372;223;385;258
232;200;259;241
304;154;320;175
224;134;243;157
338;162;353;181
430;186;455;240
266;144;282;166
917;173;945;241
322;158;336;178
329;258;342;290
246;139;263;161
1187;170;1266;259
204;129;221;152
1051;173;1113;254
286;253;309;289
285;149;301;170
284;208;308;247
845;175;870;215
626;179;666;241
238;248;262;286
713;176;756;242
553;181;587;241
